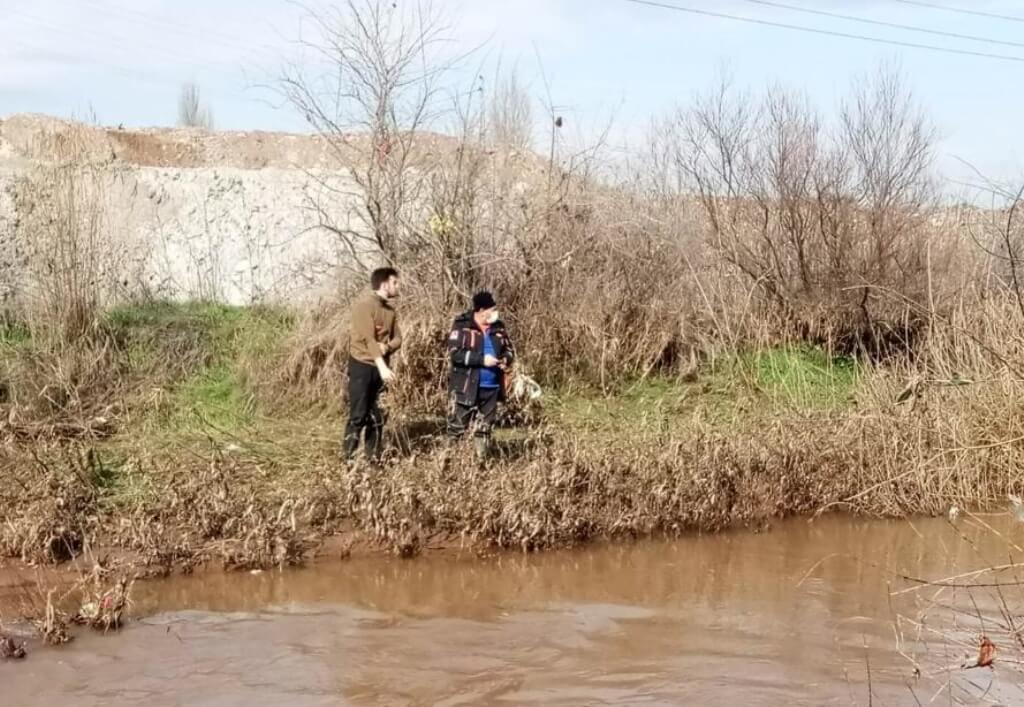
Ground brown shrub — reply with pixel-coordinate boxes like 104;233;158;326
0;448;100;563
1;334;124;437
651;68;975;355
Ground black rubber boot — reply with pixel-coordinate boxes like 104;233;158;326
474;436;490;462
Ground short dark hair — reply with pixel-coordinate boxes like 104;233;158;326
371;267;399;290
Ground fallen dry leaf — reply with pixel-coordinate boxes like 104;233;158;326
978;637;996;668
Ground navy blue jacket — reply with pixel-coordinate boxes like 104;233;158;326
447;311;515;405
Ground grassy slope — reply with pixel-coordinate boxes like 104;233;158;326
548;346;859;437
6;302;861;498
4;302;912;568
105;302;300;436
87;302;862;451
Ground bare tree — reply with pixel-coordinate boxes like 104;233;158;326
488;69;533;151
840;66;935;295
178;82;214;129
961;177;1024;320
280;0;451;267
664;65;939;350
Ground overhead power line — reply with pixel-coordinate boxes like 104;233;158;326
6;7;247;74
891;0;1024;24
75;0;281;62
4;35;184;88
622;0;1024;63
739;0;1024;49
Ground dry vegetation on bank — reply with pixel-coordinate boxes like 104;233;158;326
1;1;1024;597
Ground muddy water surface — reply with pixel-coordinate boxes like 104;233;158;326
3;515;1022;706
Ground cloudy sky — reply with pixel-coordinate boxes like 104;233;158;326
3;0;1024;185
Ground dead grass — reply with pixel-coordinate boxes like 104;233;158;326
2;292;1024;573
3;295;1024;570
0;448;100;564
96;448;332;574
31;589;71;645
2;81;1024;680
12;559;137;646
3;359;1023;570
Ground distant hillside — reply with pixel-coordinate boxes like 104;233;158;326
0;114;550;308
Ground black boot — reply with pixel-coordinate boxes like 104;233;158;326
474;436;490;462
342;431;360;462
365;423;384;466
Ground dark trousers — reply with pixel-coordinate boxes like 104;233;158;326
343;358;384;460
447;386;501;439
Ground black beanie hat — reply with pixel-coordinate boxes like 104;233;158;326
472;291;497;312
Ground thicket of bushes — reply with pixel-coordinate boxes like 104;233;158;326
0;65;1018;434
3;3;1024;570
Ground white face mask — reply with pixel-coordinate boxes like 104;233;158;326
487;310;499;324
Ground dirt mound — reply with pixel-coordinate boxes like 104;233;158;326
0;114;549;174
0;113;554;306
0;113;336;169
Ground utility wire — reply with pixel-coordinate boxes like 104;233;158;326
3;3;285;97
891;0;1024;24
623;0;1024;63
5;8;247;74
75;0;282;62
3;35;185;88
739;0;1024;49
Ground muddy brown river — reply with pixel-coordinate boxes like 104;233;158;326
2;514;1022;706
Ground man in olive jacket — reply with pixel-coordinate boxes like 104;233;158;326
447;291;515;459
344;267;401;462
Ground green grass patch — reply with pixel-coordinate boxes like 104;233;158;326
549;345;859;436
105;300;294;439
741;345;858;408
108;300;291;347
105;300;229;330
0;320;30;347
166;364;254;431
548;378;693;434
106;300;291;363
0;319;32;366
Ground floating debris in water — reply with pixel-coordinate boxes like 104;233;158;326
0;635;27;660
1009;495;1024;523
33;589;72;645
962;636;996;669
71;577;132;632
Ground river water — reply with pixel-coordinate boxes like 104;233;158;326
3;514;1022;706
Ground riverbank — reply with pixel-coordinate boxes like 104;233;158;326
3;301;1024;578
3;295;1024;703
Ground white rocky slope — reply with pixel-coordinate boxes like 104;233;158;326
0;114;473;308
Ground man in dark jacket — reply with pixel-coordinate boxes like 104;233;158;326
447;291;515;459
